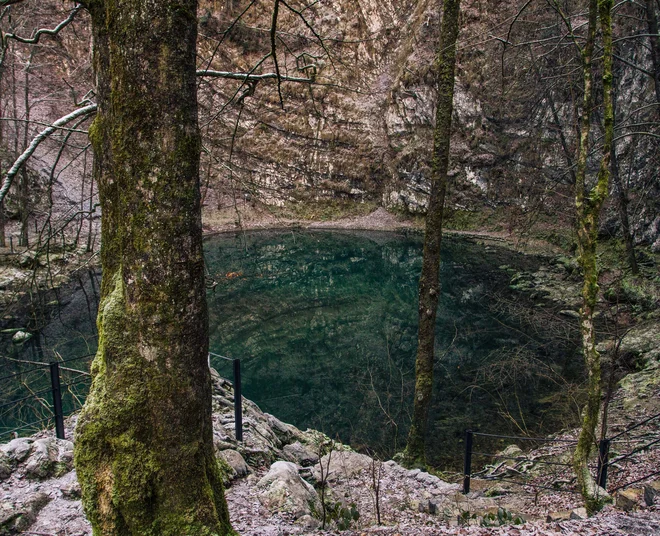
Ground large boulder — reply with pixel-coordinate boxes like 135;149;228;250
24;438;74;479
0;438;33;464
311;451;373;483
283;441;319;467
257;461;321;519
217;449;249;482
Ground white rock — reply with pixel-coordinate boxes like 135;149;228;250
312;451;373;482
257;461;321;519
1;437;34;463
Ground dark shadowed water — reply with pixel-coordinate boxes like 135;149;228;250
0;230;583;466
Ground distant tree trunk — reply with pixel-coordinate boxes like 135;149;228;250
610;80;638;274
645;0;660;105
73;1;233;535
573;0;614;515
404;0;460;468
19;57;32;248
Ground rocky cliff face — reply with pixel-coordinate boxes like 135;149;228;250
195;0;658;247
2;0;658;247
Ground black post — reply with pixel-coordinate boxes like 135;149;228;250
463;429;473;494
49;362;65;440
597;438;610;489
9;236;13;253
233;358;243;442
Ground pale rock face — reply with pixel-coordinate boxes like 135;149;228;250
0;438;34;464
24;438;74;480
283;441;319;467
312;450;374;482
256;461;321;519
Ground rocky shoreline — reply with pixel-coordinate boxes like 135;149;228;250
2;365;659;536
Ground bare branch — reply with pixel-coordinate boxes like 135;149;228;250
0;104;97;205
3;4;82;45
196;70;312;83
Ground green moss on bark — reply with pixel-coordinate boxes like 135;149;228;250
73;1;234;534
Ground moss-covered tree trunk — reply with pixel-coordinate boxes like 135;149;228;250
403;0;460;468
572;0;614;515
73;1;233;535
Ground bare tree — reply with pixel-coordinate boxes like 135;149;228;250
404;0;461;468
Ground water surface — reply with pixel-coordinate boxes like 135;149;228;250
1;230;582;465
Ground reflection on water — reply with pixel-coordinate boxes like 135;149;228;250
1;230;582;466
205;230;582;465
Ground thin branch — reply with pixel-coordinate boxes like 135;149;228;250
3;4;82;45
0;104;97;205
196;70;312;83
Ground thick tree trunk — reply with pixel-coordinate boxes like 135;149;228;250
572;0;613;515
404;0;460;468
73;2;233;535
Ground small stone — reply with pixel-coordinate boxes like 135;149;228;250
643;481;660;506
428;500;439;515
61;481;82;500
559;310;580;319
294;514;320;530
546;511;572;522
616;488;642;511
11;330;32;343
570;507;587;520
217;449;249;480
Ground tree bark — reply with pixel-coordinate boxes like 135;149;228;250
404;0;460;468
610;80;638;274
572;0;614;515
73;1;233;535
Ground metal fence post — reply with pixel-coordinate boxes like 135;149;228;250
49;362;65;440
597;438;610;489
463;430;473;494
233;359;243;442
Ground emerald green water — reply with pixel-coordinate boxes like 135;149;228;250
1;230;582;465
205;230;582;465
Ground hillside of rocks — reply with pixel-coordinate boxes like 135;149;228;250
2;361;659;536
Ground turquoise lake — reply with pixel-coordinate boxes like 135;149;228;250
0;230;583;466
